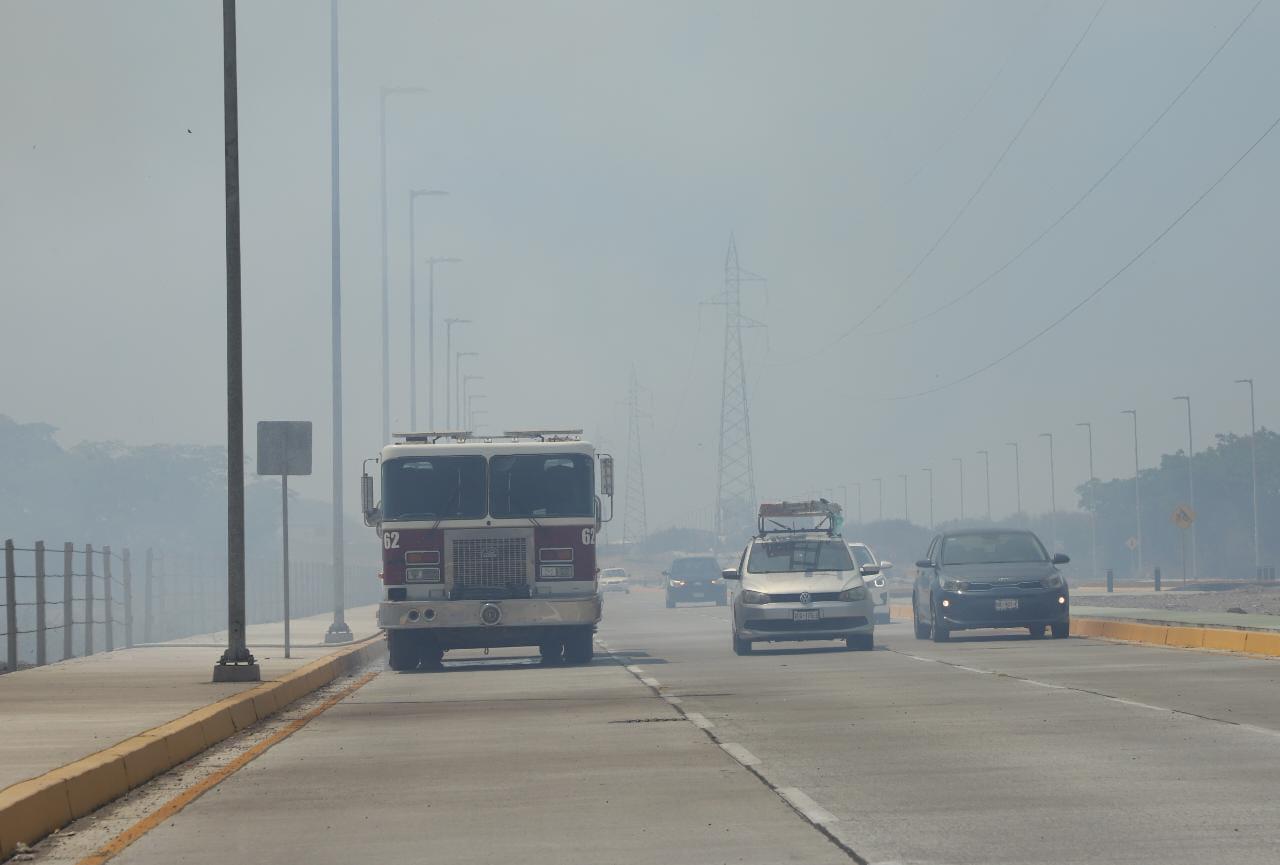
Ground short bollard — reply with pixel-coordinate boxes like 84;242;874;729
1154;566;1162;592
1106;568;1114;593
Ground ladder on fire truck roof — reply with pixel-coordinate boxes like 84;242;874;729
393;429;584;444
757;500;844;537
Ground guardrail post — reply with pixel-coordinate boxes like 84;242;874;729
85;544;95;655
63;543;73;660
144;548;154;644
1153;566;1162;592
123;548;134;649
103;546;115;652
4;540;16;672
1106;568;1113;593
35;541;47;666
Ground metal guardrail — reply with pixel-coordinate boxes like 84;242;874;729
2;538;379;673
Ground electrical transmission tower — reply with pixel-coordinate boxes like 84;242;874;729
622;367;648;546
714;234;764;538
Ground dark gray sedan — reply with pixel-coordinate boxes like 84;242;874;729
912;530;1070;642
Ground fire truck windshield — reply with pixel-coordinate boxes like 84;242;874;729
381;456;487;521
489;453;594;519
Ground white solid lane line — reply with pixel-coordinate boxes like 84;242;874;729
720;742;762;767
777;787;839;826
685;711;714;730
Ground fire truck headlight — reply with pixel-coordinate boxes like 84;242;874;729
405;567;442;583
538;564;575;580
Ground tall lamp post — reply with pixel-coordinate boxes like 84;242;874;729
1005;442;1022;525
1076;422;1098;581
1173;396;1197;581
953;457;965;522
444;318;471;428
1236;379;1260;577
424;256;461;430
214;0;259;681
1039;432;1057;552
853;481;863;525
923;467;934;529
378;85;427;443
468;394;487;430
455;351;478;427
977;449;991;521
899;474;909;524
873;477;884;523
1122;409;1144;579
462;374;484;426
407;190;449;430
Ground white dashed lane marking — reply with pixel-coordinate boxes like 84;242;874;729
777;787;839;826
720;742;762;767
685;711;714;730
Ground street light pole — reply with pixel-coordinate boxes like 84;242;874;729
1005;442;1022;524
1040;432;1057;552
468;394;487;431
214;0;259;682
953;457;965;522
977;449;991;521
873;477;883;523
378;86;426;444
463;375;484;427
407;190;448;430
325;0;351;645
853;481;863;525
1173;396;1197;581
1236;379;1260;576
923;467;934;529
426;256;460;431
455;351;477;427
1122;409;1144;579
900;474;909;524
444;318;471;429
1077;422;1098;582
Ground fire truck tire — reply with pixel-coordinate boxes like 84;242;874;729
420;643;445;669
387;631;421;671
562;628;594;664
539;641;564;665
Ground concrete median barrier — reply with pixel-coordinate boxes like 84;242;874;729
0;635;385;859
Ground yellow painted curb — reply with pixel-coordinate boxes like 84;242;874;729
0;634;385;861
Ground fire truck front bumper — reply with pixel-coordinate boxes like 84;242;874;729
378;595;602;631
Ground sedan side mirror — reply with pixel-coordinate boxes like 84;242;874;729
1052;553;1070;565
916;559;935;569
860;564;881;576
880;561;894;571
721;569;741;581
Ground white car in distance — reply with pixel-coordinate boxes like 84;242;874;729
849;542;892;624
599;567;631;594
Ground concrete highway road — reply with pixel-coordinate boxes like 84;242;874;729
87;591;1280;865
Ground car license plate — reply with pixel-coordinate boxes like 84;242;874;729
995;598;1019;611
793;610;821;622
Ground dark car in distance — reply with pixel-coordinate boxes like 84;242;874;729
665;556;727;607
913;530;1070;642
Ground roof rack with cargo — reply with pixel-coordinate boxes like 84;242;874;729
757;500;844;537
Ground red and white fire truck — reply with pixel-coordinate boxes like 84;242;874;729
360;429;614;671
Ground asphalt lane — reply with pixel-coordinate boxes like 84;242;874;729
601;591;1280;865
99;591;1280;865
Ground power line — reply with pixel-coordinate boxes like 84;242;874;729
885;107;1280;401
868;0;1265;339
807;0;1108;356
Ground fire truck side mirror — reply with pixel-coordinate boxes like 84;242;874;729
360;472;380;527
600;455;615;497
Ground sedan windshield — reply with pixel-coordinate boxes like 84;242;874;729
670;557;720;580
848;545;875;567
381;456;487;521
749;539;854;573
941;532;1049;565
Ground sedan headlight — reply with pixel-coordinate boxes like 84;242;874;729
839;586;869;601
940;578;963;591
739;590;770;604
1042;574;1064;589
669;578;687;587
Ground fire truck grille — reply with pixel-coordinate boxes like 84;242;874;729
452;536;529;593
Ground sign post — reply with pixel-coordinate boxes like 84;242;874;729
257;422;313;658
1172;505;1196;585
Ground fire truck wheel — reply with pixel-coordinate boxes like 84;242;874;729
539;641;564;665
562;629;594;664
420;643;445;669
387;631;421;672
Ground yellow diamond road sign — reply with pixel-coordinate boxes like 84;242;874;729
1172;505;1196;529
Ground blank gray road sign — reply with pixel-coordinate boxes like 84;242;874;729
257;421;313;476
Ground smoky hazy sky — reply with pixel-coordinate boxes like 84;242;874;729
3;0;1278;531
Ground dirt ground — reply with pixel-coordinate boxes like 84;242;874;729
1073;584;1280;617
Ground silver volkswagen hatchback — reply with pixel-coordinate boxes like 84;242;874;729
724;532;878;655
